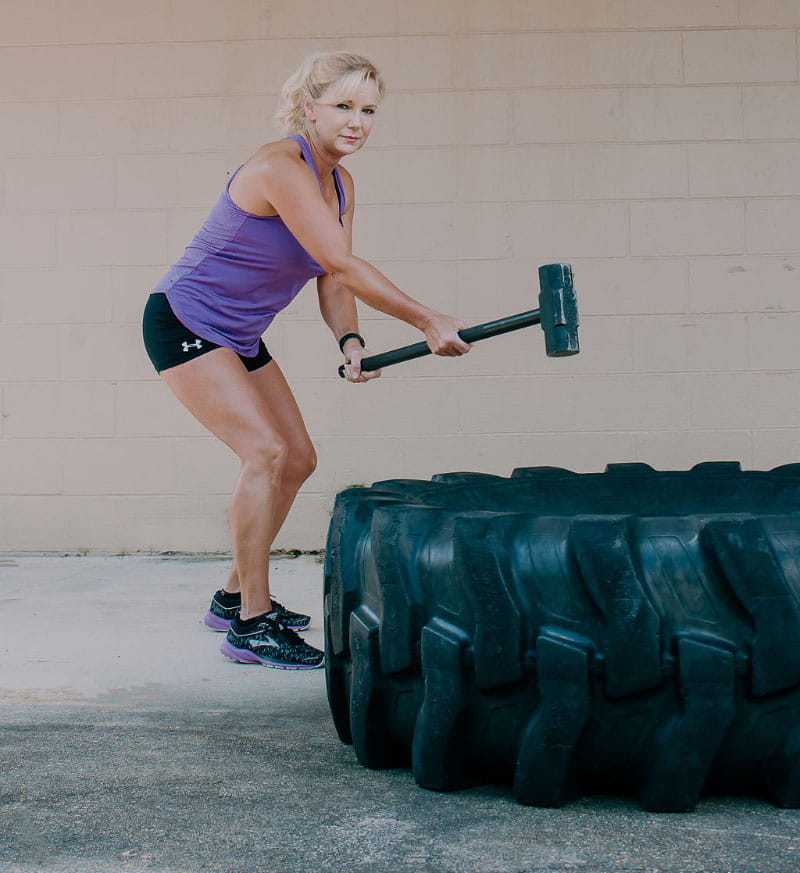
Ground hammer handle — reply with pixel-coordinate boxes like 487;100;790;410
338;309;541;377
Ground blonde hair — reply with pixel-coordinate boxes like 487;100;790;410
275;51;385;136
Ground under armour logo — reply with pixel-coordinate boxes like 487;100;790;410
182;339;203;352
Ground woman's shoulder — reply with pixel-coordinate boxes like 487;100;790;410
245;137;305;171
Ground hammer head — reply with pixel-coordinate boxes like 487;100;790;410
538;263;580;357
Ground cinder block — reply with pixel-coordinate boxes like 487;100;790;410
753;430;800;470
571;144;688;198
748;314;800;370
272;493;330;551
454;258;536;322
0;215;56;267
168;0;277;41
115;154;235;209
510;202;628;259
342;36;457;91
336;376;460;436
627;87;742;142
59;324;153;381
0;102;58;156
396;0;462;34
113;43;227;99
113;267;167;323
741;0;800;25
354;203;509;260
568;257;690;316
61;438;175;495
515;89;626;143
58;100;174;156
288;378;346;438
463;0;625;31
632;314;749;372
368;259;459;316
690;143;800;198
393;91;512;147
690;372;800;429
455;145;572;202
684;30;797;85
4;382;115;438
625;0;739;27
0;325;59;381
258;0;400;38
458;373;689;433
0;267;112;324
348;147;458;204
0;440;61;495
4;156;114;212
58;211;168;267
57;0;169;43
636;430;753;470
689;256;800;313
459;32;680;89
5;497;70;552
221;38;335;96
0;45;115;100
744;85;800;139
3;0;60;44
630;200;745;256
167;97;277;152
172;438;239;495
274;321;340;378
114;381;207;438
746;199;800;254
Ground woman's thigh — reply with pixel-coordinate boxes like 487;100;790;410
160;347;291;460
246;358;316;466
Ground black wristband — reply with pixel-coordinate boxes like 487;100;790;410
338;332;365;353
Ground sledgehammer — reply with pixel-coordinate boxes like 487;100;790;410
338;262;579;377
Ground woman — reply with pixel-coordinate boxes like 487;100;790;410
142;52;470;670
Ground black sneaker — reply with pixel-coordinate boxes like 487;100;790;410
220;612;324;670
204;590;311;632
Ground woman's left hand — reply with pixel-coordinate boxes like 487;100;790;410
342;341;381;383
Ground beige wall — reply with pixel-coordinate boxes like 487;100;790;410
1;0;799;553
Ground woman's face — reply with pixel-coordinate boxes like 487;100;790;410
305;78;380;156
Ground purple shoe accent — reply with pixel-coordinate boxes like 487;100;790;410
203;611;232;631
220;638;263;664
219;638;324;671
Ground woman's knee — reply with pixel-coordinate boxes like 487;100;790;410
287;441;317;485
241;438;291;481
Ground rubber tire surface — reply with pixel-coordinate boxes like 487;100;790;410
323;462;800;811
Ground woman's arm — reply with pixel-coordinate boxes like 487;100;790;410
243;142;471;357
317;273;378;381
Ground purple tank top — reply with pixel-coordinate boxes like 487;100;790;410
151;135;345;357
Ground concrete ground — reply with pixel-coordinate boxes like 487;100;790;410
1;555;799;873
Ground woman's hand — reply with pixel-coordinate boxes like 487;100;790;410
342;338;381;383
422;314;472;357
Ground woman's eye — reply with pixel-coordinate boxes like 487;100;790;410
336;103;350;110
363;108;375;115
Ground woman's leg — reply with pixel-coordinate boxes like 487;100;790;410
222;360;317;601
160;349;314;620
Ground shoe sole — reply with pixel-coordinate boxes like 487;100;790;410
220;638;324;670
204;610;310;633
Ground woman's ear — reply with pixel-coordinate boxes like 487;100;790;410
302;94;316;123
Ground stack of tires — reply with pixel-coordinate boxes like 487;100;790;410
323;462;800;811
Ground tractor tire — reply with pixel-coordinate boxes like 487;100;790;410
323;462;800;811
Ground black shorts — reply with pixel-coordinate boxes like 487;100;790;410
142;293;272;374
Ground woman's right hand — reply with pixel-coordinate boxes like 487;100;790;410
423;314;472;357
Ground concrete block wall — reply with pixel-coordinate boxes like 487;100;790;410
1;0;798;552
